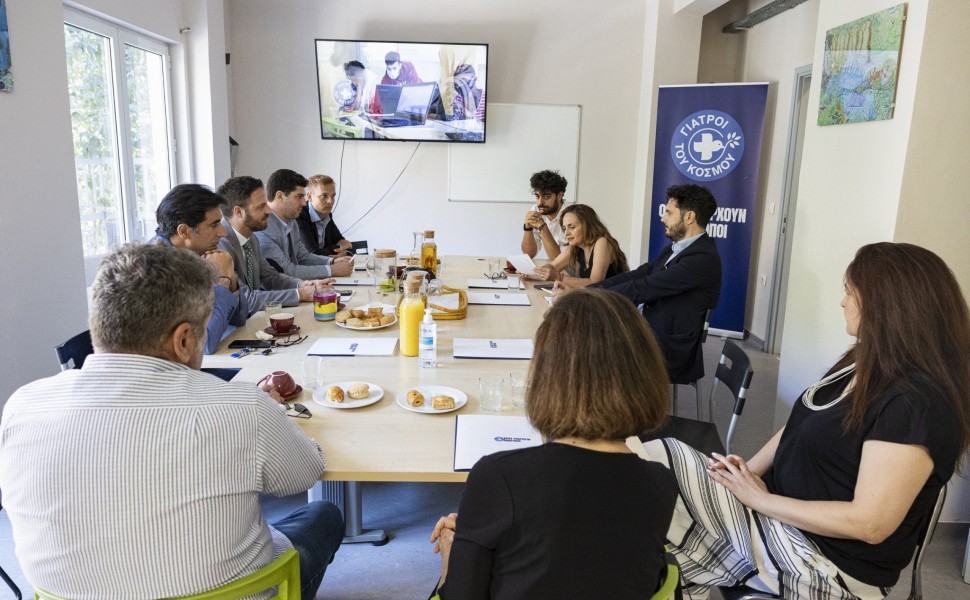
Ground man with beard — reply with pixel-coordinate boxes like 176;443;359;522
150;183;247;354
595;184;722;385
218;175;331;315
521;170;569;260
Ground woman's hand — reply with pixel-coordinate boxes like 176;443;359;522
533;264;558;282
430;513;458;587
706;452;770;509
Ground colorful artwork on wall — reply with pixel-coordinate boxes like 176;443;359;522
818;4;907;126
0;0;12;92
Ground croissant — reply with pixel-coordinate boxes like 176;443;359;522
407;389;425;406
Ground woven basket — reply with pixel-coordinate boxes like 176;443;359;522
397;285;467;321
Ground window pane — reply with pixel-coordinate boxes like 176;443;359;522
64;24;123;270
125;44;170;242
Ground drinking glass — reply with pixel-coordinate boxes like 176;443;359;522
507;273;521;290
487;257;502;280
479;375;503;412
509;372;528;407
265;300;283;327
302;356;324;390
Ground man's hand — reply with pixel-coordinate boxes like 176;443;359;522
202;250;236;290
525;210;545;231
330;256;353;277
258;381;285;404
297;279;335;302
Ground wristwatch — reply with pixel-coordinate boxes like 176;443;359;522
523;224;533;231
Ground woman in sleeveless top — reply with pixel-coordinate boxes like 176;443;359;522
533;204;628;288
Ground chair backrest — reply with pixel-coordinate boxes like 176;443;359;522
35;549;300;600
707;339;754;454
54;330;94;371
650;551;681;600
350;240;369;255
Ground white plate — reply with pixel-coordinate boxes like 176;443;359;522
336;303;397;330
396;386;468;414
313;381;384;409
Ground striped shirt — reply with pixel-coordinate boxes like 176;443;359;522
0;354;325;599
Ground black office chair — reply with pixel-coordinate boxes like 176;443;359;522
350;241;369;255
707;339;754;455
54;330;94;371
0;494;23;600
672;308;712;419
718;485;948;600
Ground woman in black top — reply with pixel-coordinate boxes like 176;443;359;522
647;242;970;599
430;288;677;599
533;204;628;288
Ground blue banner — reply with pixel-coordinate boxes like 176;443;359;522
649;84;768;337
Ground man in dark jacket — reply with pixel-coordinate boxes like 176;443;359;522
297;174;352;257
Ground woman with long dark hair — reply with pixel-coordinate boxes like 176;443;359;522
648;242;970;599
533;204;628;288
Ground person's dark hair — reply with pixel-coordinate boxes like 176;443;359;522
559;204;629;274
343;60;365;76
384;51;400;64
527;288;669;440
155;184;226;238
530;170;567;196
266;169;309;203
828;242;970;460
217;176;263;218
666;184;717;227
91;243;213;356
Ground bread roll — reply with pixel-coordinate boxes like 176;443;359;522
407;389;425;407
351;309;367;319
327;386;345;403
363;317;381;328
335;310;352;323
432;395;455;410
347;383;370;399
367;306;384;318
380;314;395;326
346;317;364;328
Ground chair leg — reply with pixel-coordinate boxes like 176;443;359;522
0;563;21;600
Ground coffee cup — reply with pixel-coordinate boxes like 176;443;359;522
259;370;298;398
270;312;295;333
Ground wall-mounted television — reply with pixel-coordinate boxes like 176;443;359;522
315;39;487;143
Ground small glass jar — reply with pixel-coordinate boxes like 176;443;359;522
373;249;398;295
313;287;339;321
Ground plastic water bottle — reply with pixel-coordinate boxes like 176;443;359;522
419;308;437;368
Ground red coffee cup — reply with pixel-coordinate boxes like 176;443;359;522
259;370;297;397
269;312;295;333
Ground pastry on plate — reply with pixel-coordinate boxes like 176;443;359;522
379;314;395;326
351;309;367;319
346;317;364;328
432;395;455;410
406;389;425;407
335;310;352;323
367;306;384;318
363;317;381;328
326;386;345;403
347;383;370;399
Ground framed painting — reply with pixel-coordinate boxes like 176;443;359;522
0;0;11;92
818;4;907;126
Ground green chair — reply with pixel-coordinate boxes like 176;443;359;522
35;549;301;600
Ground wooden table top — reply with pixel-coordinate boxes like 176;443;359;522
203;256;552;482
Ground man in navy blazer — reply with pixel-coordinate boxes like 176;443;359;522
217;176;331;315
596;184;722;384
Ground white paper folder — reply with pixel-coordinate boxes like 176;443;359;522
454;415;543;471
307;337;398;356
452;338;534;359
467;292;531;306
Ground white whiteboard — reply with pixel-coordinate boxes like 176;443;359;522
448;103;580;203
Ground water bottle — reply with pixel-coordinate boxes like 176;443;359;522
419;308;437;368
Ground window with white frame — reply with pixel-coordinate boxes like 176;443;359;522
63;8;175;285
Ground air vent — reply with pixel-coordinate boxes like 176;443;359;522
723;0;810;33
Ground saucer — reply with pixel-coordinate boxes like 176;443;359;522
279;384;303;401
264;325;302;337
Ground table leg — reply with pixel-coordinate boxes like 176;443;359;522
307;481;388;545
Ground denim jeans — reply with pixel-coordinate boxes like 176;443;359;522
271;501;344;600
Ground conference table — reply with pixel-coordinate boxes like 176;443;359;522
202;256;553;543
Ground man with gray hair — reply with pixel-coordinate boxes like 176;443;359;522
0;244;344;599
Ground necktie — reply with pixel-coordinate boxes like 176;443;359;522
243;240;256;290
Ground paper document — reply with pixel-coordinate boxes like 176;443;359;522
453;338;534;359
467;292;531;306
466;278;525;290
331;276;377;286
429;293;461;314
307;337;398;356
506;254;538;276
454;415;543;471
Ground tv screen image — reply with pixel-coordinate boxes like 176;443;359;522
315;39;487;143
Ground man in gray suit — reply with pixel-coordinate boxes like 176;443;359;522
254;169;353;279
217;176;332;315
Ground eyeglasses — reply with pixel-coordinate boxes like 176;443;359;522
285;402;312;419
276;335;308;347
484;271;507;281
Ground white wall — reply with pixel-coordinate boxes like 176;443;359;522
226;0;650;259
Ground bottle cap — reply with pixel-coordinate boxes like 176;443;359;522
374;249;396;258
404;280;421;294
423;308;434;322
424;230;435;238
